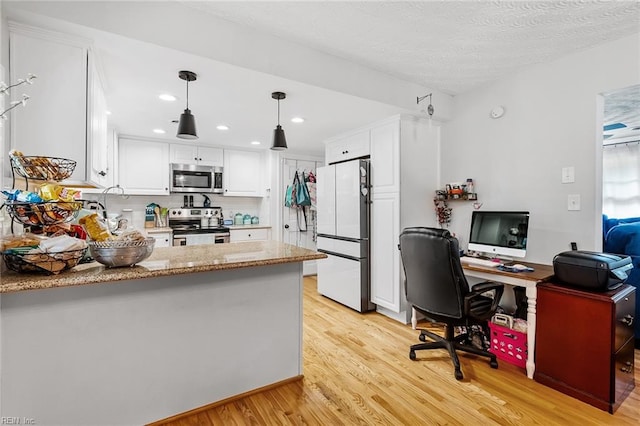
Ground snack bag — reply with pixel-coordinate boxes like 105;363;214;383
1;189;44;203
78;213;113;242
38;184;62;201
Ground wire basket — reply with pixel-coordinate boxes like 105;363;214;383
10;156;77;181
3;247;88;275
3;201;84;227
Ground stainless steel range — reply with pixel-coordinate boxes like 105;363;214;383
168;207;230;246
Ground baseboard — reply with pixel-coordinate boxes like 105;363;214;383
147;375;304;425
376;305;410;324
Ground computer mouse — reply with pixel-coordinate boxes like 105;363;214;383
512;264;527;270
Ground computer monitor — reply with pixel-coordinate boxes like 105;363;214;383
468;211;530;259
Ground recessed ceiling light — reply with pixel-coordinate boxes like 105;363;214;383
159;94;176;101
153;129;166;134
106;110;112;115
216;125;229;130
251;141;261;145
291;117;305;123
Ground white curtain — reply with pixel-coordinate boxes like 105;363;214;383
602;142;640;218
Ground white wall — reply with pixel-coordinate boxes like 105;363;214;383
441;34;640;264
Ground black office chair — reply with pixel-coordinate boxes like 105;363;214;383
399;227;504;380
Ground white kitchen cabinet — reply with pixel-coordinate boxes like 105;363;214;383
150;232;172;248
325;130;370;165
223;149;263;197
230;228;270;242
370;191;401;311
369;121;400;194
117;137;169;195
169;144;223;167
86;55;111;187
8;22;90;184
370;115;439;321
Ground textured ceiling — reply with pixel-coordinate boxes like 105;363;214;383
182;0;640;96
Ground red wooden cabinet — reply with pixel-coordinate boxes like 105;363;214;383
535;282;635;413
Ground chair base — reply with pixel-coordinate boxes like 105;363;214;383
409;326;498;380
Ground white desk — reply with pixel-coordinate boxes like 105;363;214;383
412;262;554;379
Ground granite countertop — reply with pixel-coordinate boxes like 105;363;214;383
0;241;326;294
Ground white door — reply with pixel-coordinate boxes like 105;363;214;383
316;165;335;236
335;160;361;239
370;191;401;312
281;158;322;275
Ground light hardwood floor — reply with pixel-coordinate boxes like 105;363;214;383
157;276;639;425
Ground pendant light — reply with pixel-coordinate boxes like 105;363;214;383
271;91;287;150
177;70;198;140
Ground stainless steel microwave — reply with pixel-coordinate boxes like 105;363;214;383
170;163;223;194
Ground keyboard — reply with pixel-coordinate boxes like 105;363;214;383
460;256;502;268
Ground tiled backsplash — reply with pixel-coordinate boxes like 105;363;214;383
83;193;268;230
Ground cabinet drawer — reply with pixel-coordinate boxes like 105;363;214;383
614;288;635;351
230;228;269;242
613;338;635;412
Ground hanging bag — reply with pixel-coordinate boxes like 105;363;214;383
284;172;299;207
284;183;296;207
295;172;312;206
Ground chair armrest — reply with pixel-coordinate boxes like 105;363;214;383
464;281;504;320
471;281;504;294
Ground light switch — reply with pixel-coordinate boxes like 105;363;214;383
562;167;575;183
568;194;581;211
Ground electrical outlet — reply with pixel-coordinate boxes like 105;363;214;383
568;194;581;211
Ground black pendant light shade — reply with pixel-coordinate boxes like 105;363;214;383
271;91;287;150
177;70;198;140
177;108;197;139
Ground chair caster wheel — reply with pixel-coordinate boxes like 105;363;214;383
409;350;416;360
419;333;426;342
455;369;463;380
490;359;498;369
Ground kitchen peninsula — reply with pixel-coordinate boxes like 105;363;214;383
0;241;326;425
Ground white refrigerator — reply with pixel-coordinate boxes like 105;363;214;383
316;158;374;312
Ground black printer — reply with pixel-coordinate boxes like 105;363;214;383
553;251;633;291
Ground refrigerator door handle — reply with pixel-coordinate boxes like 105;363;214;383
317;249;362;262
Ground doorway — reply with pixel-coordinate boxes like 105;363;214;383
280;155;323;275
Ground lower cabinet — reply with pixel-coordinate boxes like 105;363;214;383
230;228;270;242
535;282;636;413
150;232;172;248
370;191;401;312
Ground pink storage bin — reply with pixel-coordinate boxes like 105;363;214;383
488;322;527;369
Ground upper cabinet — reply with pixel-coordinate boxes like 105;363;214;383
8;22;107;186
223;149;263;197
117;137;169;195
86;55;111;187
325;130;370;165
169;144;223;167
369;121;400;194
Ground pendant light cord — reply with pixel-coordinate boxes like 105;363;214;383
277;98;280;126
186;80;189;110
